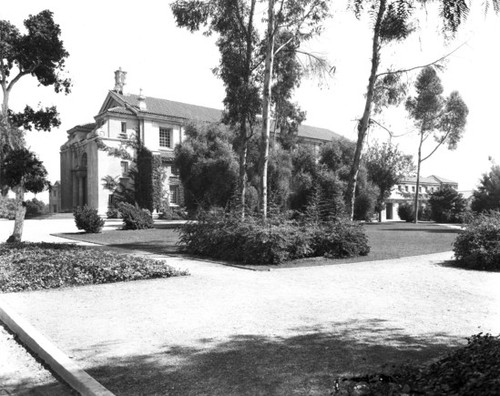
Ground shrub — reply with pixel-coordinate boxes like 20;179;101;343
25;198;48;218
118;202;154;230
453;211;500;270
429;186;468;223
338;333;500;395
73;205;104;233
397;203;431;222
179;211;369;265
0;197;16;220
106;207;121;219
398;203;414;222
0;242;188;292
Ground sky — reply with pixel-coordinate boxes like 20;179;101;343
3;0;500;201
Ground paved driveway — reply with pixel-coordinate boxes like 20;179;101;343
1;217;500;395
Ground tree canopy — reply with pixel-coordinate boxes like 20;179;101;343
406;66;468;221
471;165;500;213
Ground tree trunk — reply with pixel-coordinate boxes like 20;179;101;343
413;131;424;224
346;0;387;220
259;0;276;221
7;186;26;243
239;125;248;220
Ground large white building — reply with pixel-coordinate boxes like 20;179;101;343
381;175;459;221
57;69;341;215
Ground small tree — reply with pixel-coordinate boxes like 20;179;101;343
174;122;238;213
364;141;414;221
1;148;49;242
471;165;500;213
429;186;467;223
0;10;71;241
405;67;468;223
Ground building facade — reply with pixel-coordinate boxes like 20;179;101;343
59;69;341;215
382;175;459;221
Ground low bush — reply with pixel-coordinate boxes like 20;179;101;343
118;202;154;230
453;211;500;270
73;205;104;233
338;333;500;395
158;207;187;220
179;211;369;265
0;242;189;292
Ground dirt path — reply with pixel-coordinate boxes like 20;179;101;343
2;218;500;395
3;246;500;395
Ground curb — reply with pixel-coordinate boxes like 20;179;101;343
0;299;114;396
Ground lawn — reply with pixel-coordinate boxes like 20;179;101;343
56;221;460;269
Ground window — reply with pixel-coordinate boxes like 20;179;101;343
405;186;409;192
159;127;173;148
171;165;179;176
412;186;415;192
121;161;129;177
170;185;180;205
121;122;127;133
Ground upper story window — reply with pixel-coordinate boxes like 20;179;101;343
159;127;173;148
412;186;415;192
405;186;409;192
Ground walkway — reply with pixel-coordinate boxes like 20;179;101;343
1;217;500;395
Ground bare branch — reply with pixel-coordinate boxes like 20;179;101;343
376;40;469;78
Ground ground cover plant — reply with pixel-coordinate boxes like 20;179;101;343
0;242;188;292
338;333;500;395
454;211;500;271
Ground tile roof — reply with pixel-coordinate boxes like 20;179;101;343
117;93;341;142
402;175;457;185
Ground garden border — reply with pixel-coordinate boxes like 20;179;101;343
0;298;114;396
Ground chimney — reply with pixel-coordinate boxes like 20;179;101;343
138;88;147;111
114;67;126;94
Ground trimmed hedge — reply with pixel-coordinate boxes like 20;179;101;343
454;211;500;270
0;242;188;292
118;202;154;230
178;212;369;265
73;205;104;233
338;333;500;395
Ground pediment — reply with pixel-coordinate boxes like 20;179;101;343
97;91;125;115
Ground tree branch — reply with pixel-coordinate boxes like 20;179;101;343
421;128;452;162
376;40;469;78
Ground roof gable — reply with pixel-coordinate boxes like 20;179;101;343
97;90;341;142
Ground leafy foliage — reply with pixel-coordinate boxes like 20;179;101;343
0;197;16;219
25;198;48;218
0;242;188;292
397;202;430;222
339;333;500;395
429;186;467;223
1;148;49;193
471;164;500;213
179;210;369;265
454;211;500;270
364;141;414;218
73;205;104;233
174;122;238;212
118;202;154;230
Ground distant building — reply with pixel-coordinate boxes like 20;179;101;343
58;69;341;215
382;175;459;221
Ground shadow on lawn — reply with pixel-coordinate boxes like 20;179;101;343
83;319;464;396
379;227;461;234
